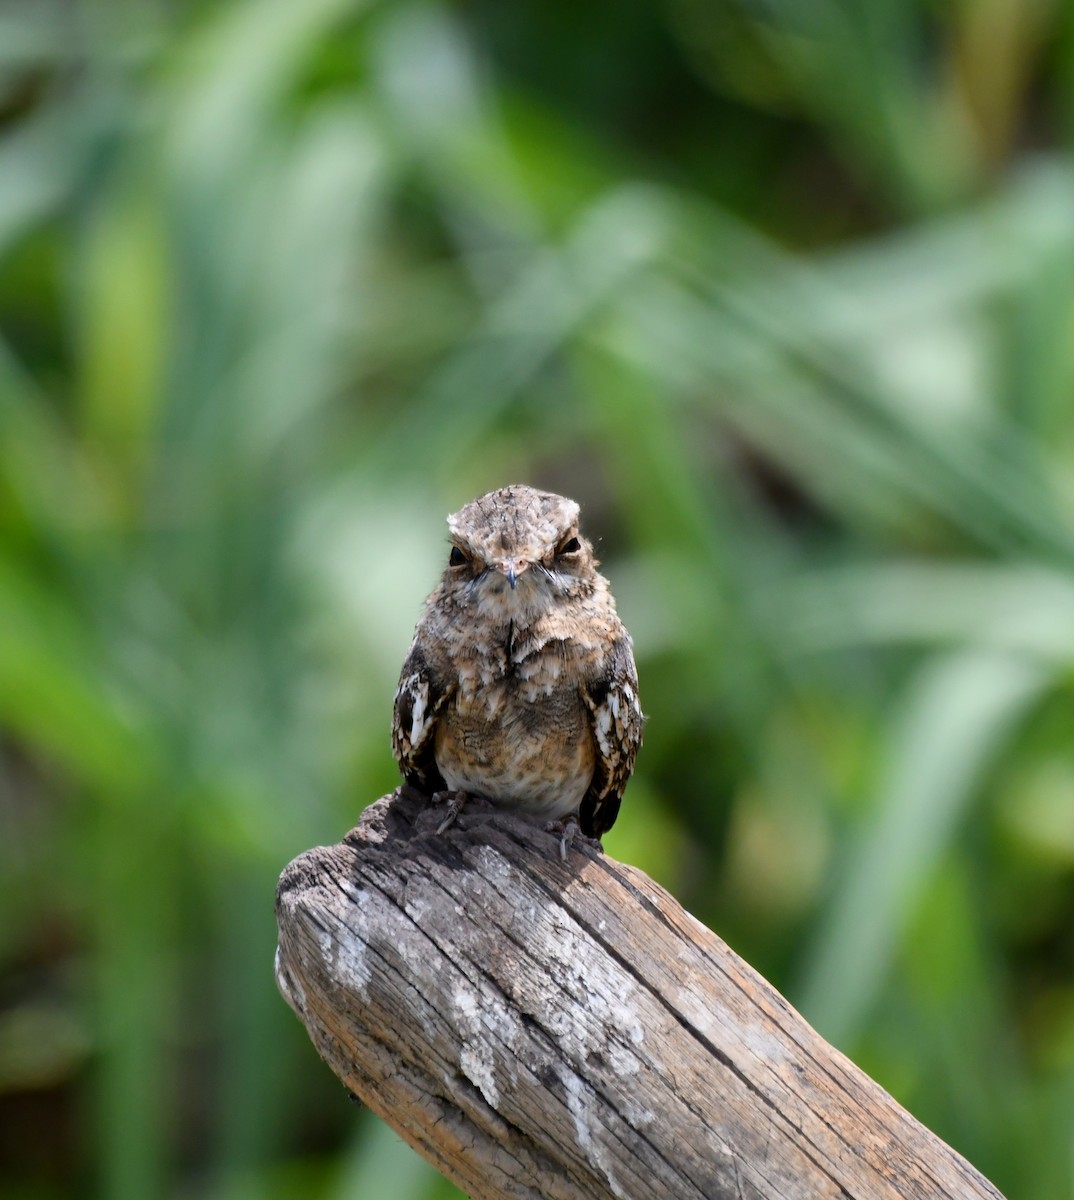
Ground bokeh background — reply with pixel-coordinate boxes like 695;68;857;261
2;0;1074;1197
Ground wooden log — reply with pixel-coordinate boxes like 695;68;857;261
274;787;1005;1200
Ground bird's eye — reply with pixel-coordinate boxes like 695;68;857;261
557;536;581;555
449;546;467;567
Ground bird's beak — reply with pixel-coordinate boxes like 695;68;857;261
496;558;529;589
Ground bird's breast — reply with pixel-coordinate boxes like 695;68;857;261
434;663;596;817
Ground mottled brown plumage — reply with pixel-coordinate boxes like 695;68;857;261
392;485;642;855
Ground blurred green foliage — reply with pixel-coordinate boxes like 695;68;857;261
1;0;1073;1197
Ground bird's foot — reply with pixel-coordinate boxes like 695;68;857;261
431;789;471;835
544;815;603;861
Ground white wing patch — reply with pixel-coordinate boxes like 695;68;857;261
392;669;446;783
584;679;643;802
403;673;430;748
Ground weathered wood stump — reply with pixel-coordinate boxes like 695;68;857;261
274;787;1005;1200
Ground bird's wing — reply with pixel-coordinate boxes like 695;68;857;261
579;634;643;838
391;642;452;792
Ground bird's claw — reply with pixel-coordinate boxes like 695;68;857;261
544;815;603;861
431;789;469;834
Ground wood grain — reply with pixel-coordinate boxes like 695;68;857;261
275;787;1005;1200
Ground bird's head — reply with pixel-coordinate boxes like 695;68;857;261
441;485;597;615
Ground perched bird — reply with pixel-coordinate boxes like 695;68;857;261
391;485;642;857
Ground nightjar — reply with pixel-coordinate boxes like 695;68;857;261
391;485;642;857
